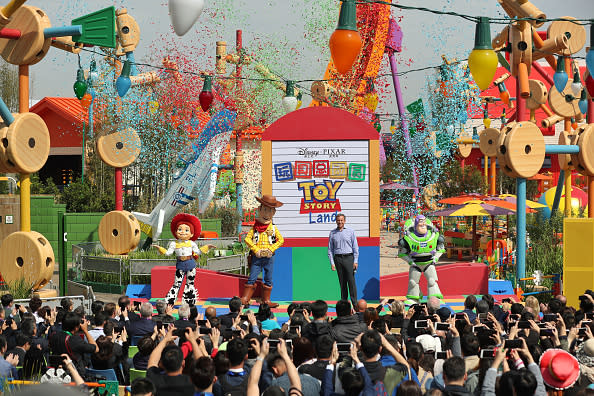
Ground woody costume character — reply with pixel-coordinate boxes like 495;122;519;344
241;195;284;308
153;213;213;306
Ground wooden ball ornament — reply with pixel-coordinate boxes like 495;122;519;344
5;112;51;173
501;121;545;179
549;80;580;119
0;6;52;65
479;128;500;157
526;79;548;110
0;118;21;173
96;127;141;168
0;231;55;290
497;122;519;178
573;124;594;176
547;17;586;56
558;130;577;171
98;210;141;255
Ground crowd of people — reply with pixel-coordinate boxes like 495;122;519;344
2;291;594;395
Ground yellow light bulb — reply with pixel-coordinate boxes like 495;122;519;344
468;49;498;91
483;117;492;129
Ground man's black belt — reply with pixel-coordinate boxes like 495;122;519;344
334;253;353;257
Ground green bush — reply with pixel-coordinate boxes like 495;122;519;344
1;278;33;300
200;205;241;237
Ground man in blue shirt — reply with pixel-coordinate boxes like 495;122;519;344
0;335;18;379
328;213;359;307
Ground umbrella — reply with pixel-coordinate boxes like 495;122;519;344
485;194;547;209
438;193;486;205
427;201;515;260
380;182;419;190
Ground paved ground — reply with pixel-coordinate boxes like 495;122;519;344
56;230;460;304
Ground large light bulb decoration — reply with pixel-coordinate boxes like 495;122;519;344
553;56;568;93
73;67;87;100
579;89;588;115
88;59;99;86
468;17;498;91
282;81;298;114
116;60;132;97
169;0;205;36
571;71;583;97
199;75;214;112
329;0;362;75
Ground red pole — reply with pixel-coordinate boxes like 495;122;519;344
115;168;123;210
531;61;554;86
516;78;526;122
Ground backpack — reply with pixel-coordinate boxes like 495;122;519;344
218;372;249;396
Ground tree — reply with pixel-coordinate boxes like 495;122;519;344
0;62;18;112
435;159;487;199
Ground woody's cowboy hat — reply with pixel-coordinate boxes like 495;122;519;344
170;213;202;241
256;195;283;208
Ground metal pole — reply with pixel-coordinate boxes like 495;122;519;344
235;30;244;235
551;169;564;217
388;53;419;197
564;119;572;217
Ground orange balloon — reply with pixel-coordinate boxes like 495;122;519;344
80;93;92;110
329;29;362;75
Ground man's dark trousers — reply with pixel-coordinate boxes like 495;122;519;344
334;253;357;306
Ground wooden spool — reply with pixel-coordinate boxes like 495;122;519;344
0;231;55;290
497;0;546;27
116;8;140;53
549;80;580;119
526;79;548;110
500;121;545;179
456;131;473;159
0;6;51;65
547;17;586;56
311;81;332;102
510;22;532;76
532;34;568;61
5;112;50;173
479;128;500;157
0;117;20;173
558;130;577;171
98;210;141;255
96;127;141;168
573;124;594;176
497;122;520;178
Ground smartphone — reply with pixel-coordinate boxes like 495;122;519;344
387;299;395;304
540;329;554;336
502;298;512;304
579;327;588;336
455;313;465;320
133;301;141;311
199;327;212;334
289;325;301;335
478;313;488;320
436;322;450;331
504;339;523;349
336;343;352;354
48;355;65;368
543;314;557;322
232;330;242;338
268;339;280;350
473;325;486;333
285;339;293;350
197;320;208;326
240;315;249;321
156;321;163;330
517;321;531;329
14;304;20;310
434;351;447;359
4;318;12;326
480;349;496;358
414;320;428;329
172;328;187;337
586;313;594;320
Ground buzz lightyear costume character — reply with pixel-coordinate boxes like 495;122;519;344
398;215;445;304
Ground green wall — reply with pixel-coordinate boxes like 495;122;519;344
30;196;65;264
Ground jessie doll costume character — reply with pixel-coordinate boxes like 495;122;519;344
153;213;212;306
242;195;284;308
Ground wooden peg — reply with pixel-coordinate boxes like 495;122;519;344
547;17;586;56
540;103;553;117
558;130;577;171
492;25;509;51
494;73;511;86
532;34;569;61
216;41;226;74
532;29;556;69
541;114;564;128
115;8;140;53
517;63;530;98
130;71;159;86
162;56;181;84
526;79;548;110
0;5;51;65
50;36;83;54
497;0;545;27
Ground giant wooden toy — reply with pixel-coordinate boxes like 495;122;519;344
0;0;118;293
475;0;594;291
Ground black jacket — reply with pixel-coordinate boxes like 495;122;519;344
331;315;367;343
443;384;473;396
302;320;334;343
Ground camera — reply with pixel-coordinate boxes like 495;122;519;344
517;321;531;329
480;349;496;358
435;323;450;331
543;314;557;322
289;325;301;335
434;351;447;359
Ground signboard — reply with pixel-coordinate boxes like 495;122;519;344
271;140;369;238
